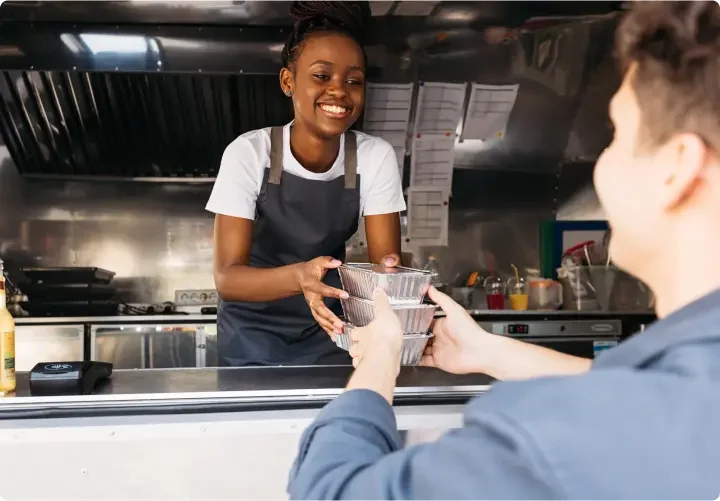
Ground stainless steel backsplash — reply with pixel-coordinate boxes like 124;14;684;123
0;152;604;303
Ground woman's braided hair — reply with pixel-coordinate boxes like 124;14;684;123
281;1;371;69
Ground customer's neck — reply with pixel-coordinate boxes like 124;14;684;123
651;255;720;319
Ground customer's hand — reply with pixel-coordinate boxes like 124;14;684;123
295;257;349;338
348;289;403;371
420;286;488;374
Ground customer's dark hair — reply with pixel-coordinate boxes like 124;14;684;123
281;1;371;70
616;1;720;153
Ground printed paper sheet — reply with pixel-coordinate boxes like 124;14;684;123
462;83;519;140
406;187;449;247
409;135;455;193
363;83;413;178
413;82;467;136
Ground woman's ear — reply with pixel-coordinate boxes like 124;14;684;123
279;68;294;97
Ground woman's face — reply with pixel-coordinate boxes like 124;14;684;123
280;32;366;139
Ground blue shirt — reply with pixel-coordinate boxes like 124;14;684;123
288;289;720;499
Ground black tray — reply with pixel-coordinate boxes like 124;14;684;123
22;300;119;317
21;283;117;301
21;267;116;285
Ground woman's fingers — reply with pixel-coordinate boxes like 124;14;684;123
314;256;342;269
379;253;401;267
305;280;348;299
313;306;343;333
311;301;343;331
307;296;341;333
311;310;336;337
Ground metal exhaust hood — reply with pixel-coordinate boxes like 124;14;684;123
0;1;624;180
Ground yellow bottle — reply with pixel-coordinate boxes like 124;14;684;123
0;260;16;395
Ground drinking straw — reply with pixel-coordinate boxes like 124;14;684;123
584;243;593;269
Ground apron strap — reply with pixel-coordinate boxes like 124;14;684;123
268;126;284;185
344;131;358;190
270;126;357;188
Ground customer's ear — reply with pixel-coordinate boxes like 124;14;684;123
659;133;708;212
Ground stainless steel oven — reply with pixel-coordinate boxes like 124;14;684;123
477;319;622;359
90;322;216;369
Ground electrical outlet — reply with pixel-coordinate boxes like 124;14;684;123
175;289;218;306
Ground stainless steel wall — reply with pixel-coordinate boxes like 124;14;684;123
0;154;216;302
0;8;620;302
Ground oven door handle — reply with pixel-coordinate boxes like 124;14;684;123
511;336;619;342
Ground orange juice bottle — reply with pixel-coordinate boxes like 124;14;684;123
0;260;16;395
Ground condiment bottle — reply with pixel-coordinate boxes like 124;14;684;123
0;260;16;395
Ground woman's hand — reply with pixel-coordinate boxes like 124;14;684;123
295;257;349;339
420;286;488;374
379;253;401;267
348;288;404;370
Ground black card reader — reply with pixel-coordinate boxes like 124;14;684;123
29;361;113;396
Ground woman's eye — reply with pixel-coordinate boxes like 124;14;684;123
347;79;363;86
313;74;330;81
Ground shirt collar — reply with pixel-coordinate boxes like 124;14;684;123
593;287;720;369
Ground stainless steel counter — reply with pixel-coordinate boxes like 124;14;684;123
13;309;655;325
0;366;486;499
15;313;217;324
0;366;493;418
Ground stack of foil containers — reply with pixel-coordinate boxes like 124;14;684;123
336;263;437;365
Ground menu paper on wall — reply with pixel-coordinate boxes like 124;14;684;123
409;135;455;193
413;82;468;136
363;83;414;179
462;83;519;140
406;187;449;247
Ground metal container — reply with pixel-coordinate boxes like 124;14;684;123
338;263;434;304
335;324;357;351
335;325;432;366
559;265;654;312
399;333;433;365
340;296;437;333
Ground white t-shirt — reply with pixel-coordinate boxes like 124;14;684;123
205;123;406;220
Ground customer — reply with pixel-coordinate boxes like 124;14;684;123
287;1;720;498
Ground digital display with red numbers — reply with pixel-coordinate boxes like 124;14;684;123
508;324;529;335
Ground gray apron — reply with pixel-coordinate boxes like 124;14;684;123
217;126;358;367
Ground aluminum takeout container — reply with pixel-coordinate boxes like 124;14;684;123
335;324;432;366
340;295;437;333
338;263;435;304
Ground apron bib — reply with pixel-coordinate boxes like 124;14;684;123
217;126;359;366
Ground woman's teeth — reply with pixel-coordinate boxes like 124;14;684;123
320;104;348;114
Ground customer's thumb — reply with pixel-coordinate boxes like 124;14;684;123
372;288;392;316
428;286;459;312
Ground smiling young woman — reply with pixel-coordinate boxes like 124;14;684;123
205;1;406;367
